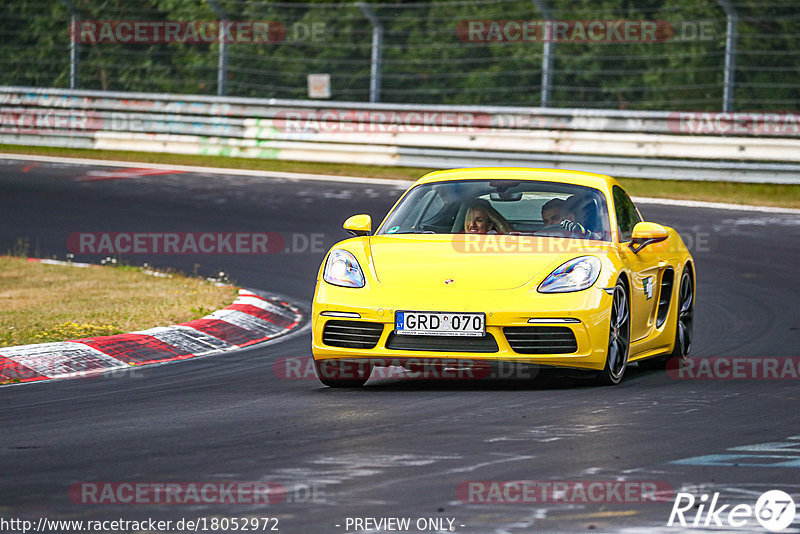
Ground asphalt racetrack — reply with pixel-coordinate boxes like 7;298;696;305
1;157;799;534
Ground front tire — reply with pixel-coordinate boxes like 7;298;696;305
314;359;373;388
596;280;630;386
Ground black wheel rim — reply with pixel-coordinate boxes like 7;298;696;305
677;271;694;356
608;285;630;380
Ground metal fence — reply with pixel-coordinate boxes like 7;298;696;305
2;0;799;111
3;86;800;183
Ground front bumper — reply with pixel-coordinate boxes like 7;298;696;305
312;282;613;372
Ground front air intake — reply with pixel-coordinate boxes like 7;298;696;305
322;320;383;349
385;332;499;352
503;326;578;354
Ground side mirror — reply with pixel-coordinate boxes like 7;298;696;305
343;214;372;237
629;222;669;253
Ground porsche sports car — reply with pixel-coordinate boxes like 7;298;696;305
311;168;695;387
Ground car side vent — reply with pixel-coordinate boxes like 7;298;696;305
322;320;383;349
503;326;577;354
656;268;675;328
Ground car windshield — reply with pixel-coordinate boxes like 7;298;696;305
377;179;611;241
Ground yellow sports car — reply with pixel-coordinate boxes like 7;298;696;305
311;168;695;387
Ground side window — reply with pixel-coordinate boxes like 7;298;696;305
613;186;641;242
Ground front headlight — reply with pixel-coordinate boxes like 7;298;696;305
323;249;366;288
538;256;601;293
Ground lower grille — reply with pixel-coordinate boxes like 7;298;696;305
386;332;499;353
322;320;383;349
504;326;578;354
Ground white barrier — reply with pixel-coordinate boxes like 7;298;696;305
1;86;800;183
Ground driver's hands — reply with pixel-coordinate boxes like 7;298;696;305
560;219;591;238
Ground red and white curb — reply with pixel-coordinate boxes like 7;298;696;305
0;289;303;385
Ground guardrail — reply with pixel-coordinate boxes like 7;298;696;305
2;86;800;184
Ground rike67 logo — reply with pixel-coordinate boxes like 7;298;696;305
668;490;796;532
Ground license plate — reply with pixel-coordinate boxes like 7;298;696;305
395;311;485;337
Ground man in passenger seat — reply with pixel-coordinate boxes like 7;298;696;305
541;197;598;239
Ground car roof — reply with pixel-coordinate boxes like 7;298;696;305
413;167;621;192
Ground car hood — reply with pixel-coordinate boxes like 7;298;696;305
366;235;607;290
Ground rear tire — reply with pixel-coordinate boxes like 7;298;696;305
639;267;694;370
595;280;630;386
314;359;373;388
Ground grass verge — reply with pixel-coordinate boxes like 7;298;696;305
0;255;238;347
617;177;800;209
1;144;799;209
